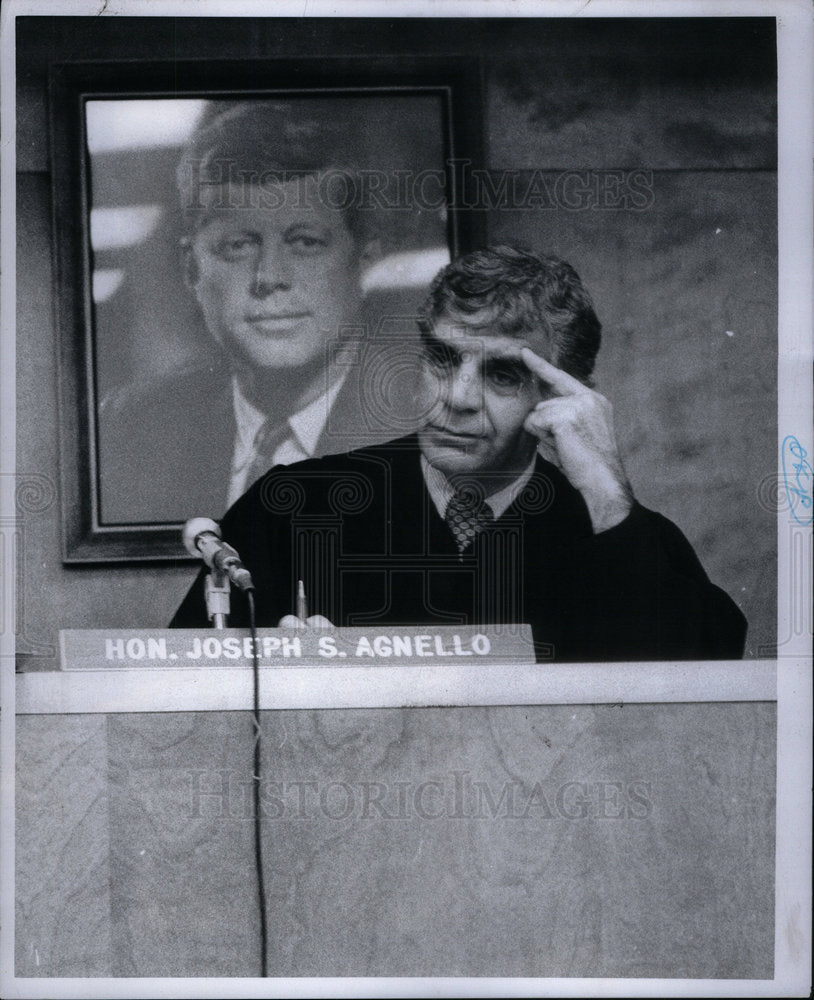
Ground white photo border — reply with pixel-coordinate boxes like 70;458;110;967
1;1;811;997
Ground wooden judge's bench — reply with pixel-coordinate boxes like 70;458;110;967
16;628;776;979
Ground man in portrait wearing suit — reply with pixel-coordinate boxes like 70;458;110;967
172;245;747;662
100;101;408;525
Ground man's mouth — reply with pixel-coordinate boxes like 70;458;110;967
247;311;311;323
424;424;483;442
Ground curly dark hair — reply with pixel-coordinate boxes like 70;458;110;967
417;245;602;385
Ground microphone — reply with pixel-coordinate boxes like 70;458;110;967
182;517;254;592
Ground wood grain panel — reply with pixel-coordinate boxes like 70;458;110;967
15;715;112;976
89;703;776;978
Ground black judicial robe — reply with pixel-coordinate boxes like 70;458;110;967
170;435;747;662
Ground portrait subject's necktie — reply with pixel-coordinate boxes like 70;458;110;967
444;487;495;553
245;418;291;492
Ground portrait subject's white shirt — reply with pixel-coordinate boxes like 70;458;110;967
421;454;537;522
227;373;348;507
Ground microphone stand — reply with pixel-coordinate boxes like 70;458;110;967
182;518;268;970
204;566;231;629
189;527;268;973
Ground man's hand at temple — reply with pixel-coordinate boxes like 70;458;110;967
521;347;634;534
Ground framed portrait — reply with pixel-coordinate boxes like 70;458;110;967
50;56;485;561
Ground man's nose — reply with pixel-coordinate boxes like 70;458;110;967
250;244;291;298
444;365;482;412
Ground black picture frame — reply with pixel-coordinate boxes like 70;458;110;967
50;56;485;563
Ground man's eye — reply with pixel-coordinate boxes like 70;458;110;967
287;232;330;253
487;366;526;392
212;234;258;260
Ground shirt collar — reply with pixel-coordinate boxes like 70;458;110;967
231;370;349;464
231;377;267;461
420;452;538;522
287;371;348;456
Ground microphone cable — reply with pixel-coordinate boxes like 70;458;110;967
246;588;269;977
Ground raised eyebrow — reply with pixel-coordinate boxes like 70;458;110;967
484;355;528;375
420;331;462;358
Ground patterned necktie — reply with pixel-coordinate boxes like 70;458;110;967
244;418;291;491
444;486;495;553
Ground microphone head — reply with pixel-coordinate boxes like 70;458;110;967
182;516;221;557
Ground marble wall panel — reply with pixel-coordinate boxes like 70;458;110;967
488;170;777;656
92;703;776;977
15;715;112;976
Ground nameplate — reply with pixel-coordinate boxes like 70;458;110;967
59;626;536;670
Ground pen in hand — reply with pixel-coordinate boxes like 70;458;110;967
296;579;309;625
279;580;332;629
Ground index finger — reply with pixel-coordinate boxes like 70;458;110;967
520;347;589;396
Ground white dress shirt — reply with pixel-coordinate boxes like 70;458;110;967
227;373;348;507
420;453;538;522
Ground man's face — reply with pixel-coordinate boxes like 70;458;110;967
417;312;547;487
188;176;363;372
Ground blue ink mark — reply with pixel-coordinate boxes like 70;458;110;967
781;435;813;525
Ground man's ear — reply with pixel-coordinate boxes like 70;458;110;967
179;237;200;290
